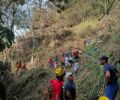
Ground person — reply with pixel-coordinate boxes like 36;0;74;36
54;55;59;69
73;60;79;76
16;60;22;75
99;55;119;100
65;72;76;100
60;55;65;67
48;56;54;69
0;80;7;100
65;54;71;68
48;67;65;100
73;48;79;61
66;48;72;58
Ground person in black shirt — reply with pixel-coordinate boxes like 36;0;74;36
65;72;76;100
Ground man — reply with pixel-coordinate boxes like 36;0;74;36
66;48;72;57
54;55;59;69
73;48;79;60
16;60;22;75
99;55;119;100
49;67;65;100
60;55;65;67
73;60;79;76
65;72;76;100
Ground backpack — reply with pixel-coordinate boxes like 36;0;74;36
108;66;119;84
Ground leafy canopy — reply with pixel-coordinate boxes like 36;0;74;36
0;10;14;52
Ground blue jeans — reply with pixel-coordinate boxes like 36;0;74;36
105;84;118;100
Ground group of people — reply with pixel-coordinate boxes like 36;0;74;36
45;67;76;100
0;52;119;100
48;48;80;76
46;55;120;100
16;60;27;75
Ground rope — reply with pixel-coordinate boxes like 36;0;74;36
99;0;117;21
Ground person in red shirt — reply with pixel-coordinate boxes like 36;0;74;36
73;48;79;60
48;67;65;100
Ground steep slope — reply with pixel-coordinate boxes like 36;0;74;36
9;68;53;100
7;0;120;100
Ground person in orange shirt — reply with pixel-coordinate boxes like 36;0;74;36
16;60;22;75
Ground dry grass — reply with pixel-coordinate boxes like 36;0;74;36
72;18;99;34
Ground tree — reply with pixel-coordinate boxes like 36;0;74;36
0;10;14;52
48;0;69;13
0;0;25;52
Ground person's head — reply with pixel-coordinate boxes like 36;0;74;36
55;67;65;81
66;72;74;81
99;55;109;65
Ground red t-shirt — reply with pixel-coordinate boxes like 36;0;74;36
16;64;21;69
73;50;79;57
49;58;53;64
50;80;64;100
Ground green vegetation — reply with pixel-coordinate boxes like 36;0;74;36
0;10;14;52
0;0;120;99
9;68;53;99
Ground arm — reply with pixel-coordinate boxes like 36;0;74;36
105;71;111;82
66;90;73;100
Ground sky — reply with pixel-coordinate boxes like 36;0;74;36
14;0;48;37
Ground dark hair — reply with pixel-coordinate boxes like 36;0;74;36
56;74;65;82
99;55;109;62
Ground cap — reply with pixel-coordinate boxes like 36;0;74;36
99;96;109;100
66;72;72;79
99;55;109;61
55;67;65;77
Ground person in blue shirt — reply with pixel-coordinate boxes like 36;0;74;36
65;72;76;100
99;55;119;100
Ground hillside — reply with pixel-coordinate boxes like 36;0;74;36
2;0;120;100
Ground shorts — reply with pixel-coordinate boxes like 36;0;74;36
105;84;118;100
